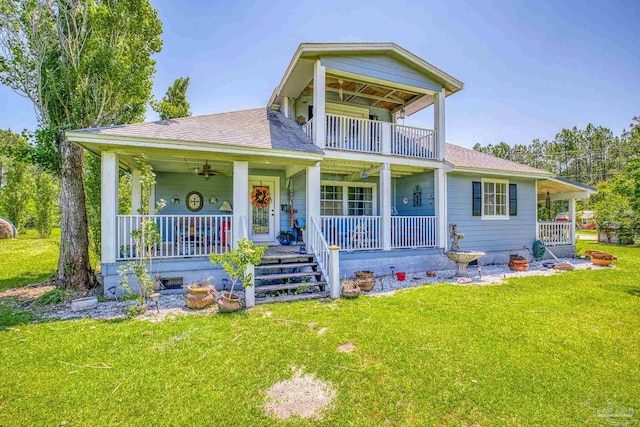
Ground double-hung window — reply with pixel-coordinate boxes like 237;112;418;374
320;185;343;216
481;178;508;219
320;182;376;216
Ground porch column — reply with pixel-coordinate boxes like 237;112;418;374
313;60;326;149
101;151;119;264
131;169;142;214
232;161;249;248
381;122;392;155
380;163;392;250
306;162;321;236
434;168;448;249
569;197;576;244
434;87;446;161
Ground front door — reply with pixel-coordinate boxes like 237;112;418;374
248;177;279;243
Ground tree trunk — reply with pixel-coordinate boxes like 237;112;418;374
57;134;97;291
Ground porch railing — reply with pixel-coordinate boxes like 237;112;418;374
325;113;381;153
308;217;330;283
116;214;232;260
320;215;381;251
391;123;437;159
537;221;572;246
302;118;313;139
391;216;437;249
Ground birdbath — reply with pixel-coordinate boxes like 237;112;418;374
445;251;485;278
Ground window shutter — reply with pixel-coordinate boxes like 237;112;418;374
509;184;517;216
472;181;482;216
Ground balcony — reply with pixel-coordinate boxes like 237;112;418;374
303;113;438;160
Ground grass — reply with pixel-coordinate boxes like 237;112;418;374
0;228;60;291
0;240;638;425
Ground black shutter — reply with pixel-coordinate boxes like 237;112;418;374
509;184;517;216
472;181;482;216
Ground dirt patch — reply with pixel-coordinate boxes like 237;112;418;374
337;342;356;353
265;366;336;420
317;327;328;336
0;283;53;302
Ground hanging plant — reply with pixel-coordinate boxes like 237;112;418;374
250;186;272;208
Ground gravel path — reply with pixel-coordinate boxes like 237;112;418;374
37;258;607;321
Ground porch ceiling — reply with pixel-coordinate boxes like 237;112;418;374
321;158;429;179
537;177;597;200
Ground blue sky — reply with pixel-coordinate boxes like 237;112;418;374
0;0;638;148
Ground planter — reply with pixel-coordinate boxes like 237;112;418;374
341;281;361;299
508;261;529;272
396;272;406;281
70;296;98;312
278;238;291;246
585;250;617;266
185;284;216;310
354;270;375;291
591;257;613;267
217;291;241;313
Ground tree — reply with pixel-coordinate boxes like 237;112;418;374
34;169;58;238
152;77;191;120
0;130;33;230
0;0;162;290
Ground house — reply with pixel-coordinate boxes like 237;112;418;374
66;42;596;303
579;210;596;229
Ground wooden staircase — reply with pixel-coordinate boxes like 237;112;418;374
254;251;330;304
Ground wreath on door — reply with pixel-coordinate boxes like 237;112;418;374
250;186;272;208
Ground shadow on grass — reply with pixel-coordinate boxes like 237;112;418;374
626;289;640;297
0;273;54;292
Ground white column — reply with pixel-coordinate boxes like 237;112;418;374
434;88;446;161
381;122;392;155
282;97;290;119
101;151;119;264
131;169;142;214
328;245;340;299
312;60;326;149
306;162;321;234
232;161;249;248
380;163;392;250
434;168;448;249
244;263;255;308
569;197;576;245
148;183;156;215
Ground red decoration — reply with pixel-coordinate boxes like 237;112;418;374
250;187;271;208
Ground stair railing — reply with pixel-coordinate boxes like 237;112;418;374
309;217;339;298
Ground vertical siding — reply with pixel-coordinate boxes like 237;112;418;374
320;55;443;93
446;174;537;252
394;171;435;216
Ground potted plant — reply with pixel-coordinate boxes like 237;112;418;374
210;238;267;313
185;278;216;310
277;230;294;246
341;280;360;299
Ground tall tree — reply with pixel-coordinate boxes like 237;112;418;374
152;76;191;120
0;0;162;290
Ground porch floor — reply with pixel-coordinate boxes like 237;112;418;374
263;245;304;257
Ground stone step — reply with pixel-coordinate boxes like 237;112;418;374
255;282;327;293
255;271;322;281
256;291;330;305
254;262;318;270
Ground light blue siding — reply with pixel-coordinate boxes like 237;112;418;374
320;55;443;93
293;94;392;124
447;174;537;252
394;172;435;216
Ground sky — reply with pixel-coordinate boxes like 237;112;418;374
0;0;638;148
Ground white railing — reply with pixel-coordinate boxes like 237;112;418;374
321;215;381;251
325;113;381;153
391;123;437;159
116;215;232;260
302;118;313;139
537;221;572;246
308;217;330;282
391;216;437;249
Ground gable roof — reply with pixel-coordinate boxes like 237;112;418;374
445;143;552;176
68;108;324;156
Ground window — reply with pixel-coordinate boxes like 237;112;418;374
320;182;376;216
481;179;508;219
321;185;343;216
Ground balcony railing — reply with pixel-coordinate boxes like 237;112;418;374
303;113;438;160
116;214;232;260
537;221;572;246
391;216;437;249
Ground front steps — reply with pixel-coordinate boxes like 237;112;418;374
254;251;329;304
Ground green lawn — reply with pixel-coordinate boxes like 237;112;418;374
0;240;639;425
0;228;60;291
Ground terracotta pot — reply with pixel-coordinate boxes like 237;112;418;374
396;272;406;281
591;257;612;266
217;292;241;313
185;284;216;309
341;284;361;299
510;258;528;265
509;261;529;272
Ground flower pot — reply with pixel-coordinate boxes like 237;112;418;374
185;284;216;310
217;291;241;313
278;238;291;246
396;272;406;281
341;281;360;299
354;271;375;291
591;257;612;267
508;261;529;271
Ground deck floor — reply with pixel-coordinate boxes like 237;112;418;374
264;245;303;257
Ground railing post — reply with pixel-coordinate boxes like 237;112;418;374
101;150;119;264
328;245;340;299
381;122;391;155
245;262;255;308
380;163;392;250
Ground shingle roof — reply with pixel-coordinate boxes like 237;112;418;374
74;108;324;155
445;143;551;175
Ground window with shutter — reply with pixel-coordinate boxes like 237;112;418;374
509;184;517;216
472;182;482;216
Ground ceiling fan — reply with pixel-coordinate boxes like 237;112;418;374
188;160;230;180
